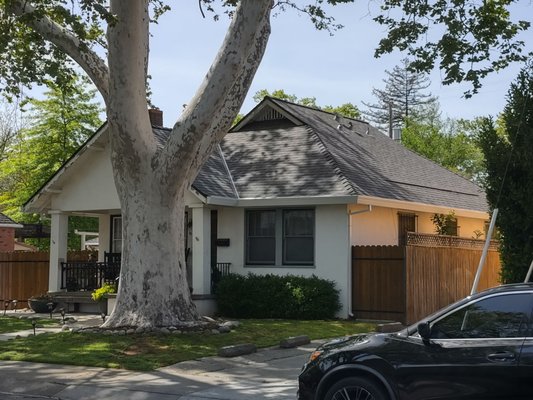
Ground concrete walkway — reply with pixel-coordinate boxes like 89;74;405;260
0;311;319;399
0;342;317;399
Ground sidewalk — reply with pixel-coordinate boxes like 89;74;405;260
0;341;317;399
0;311;318;399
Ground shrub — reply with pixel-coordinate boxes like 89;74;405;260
216;273;340;319
91;283;117;302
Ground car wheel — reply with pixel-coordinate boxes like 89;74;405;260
324;377;388;400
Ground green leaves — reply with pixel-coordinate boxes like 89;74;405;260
477;63;533;283
374;0;531;97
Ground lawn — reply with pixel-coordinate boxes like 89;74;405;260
0;316;60;334
0;319;375;370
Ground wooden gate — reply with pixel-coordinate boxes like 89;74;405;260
351;246;406;322
351;244;501;325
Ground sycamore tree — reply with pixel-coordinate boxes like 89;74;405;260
0;1;529;328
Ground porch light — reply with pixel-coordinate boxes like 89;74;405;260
3;300;9;316
47;302;54;319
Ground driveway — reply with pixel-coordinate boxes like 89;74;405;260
0;341;318;399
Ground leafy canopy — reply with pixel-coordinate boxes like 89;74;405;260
374;0;531;97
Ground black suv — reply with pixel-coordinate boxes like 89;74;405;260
298;283;533;400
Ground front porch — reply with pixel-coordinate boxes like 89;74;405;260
47;205;231;316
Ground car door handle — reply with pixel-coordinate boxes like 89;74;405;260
487;351;516;362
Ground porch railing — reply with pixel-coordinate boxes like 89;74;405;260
211;262;231;293
60;261;121;292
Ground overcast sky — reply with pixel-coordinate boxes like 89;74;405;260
110;2;533;126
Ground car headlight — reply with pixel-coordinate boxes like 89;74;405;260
308;350;323;362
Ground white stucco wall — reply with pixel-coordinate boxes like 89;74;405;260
350;205;488;246
216;204;351;318
51;147;120;212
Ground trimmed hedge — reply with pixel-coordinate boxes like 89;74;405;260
216;273;341;319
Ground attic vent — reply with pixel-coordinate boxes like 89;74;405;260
257;107;285;121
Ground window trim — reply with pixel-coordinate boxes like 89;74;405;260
245;208;315;267
282;209;315;266
245;209;276;265
110;215;122;254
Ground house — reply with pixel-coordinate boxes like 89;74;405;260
0;213;23;252
23;97;489;317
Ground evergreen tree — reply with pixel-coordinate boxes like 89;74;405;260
477;63;533;283
362;59;437;131
0;74;102;249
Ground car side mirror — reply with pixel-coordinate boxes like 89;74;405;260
417;322;432;342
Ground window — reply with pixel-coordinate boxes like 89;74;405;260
245;208;315;266
283;209;314;265
431;293;532;339
246;210;276;265
111;216;122;253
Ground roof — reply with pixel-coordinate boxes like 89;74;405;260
0;213;23;228
24;97;488;214
204;97;487;212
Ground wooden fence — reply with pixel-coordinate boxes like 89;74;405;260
0;250;93;309
352;245;501;325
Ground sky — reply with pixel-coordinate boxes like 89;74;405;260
143;2;532;128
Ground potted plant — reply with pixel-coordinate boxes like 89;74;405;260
28;294;58;314
91;283;117;314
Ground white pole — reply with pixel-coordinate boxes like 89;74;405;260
471;208;499;295
524;259;533;283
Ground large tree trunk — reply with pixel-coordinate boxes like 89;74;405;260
101;0;272;328
103;182;197;327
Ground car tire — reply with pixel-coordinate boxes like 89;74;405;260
323;376;388;400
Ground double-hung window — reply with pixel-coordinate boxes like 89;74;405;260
246;208;315;266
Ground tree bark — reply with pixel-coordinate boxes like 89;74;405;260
102;0;273;328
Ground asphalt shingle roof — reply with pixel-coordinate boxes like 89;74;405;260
267;98;487;212
148;99;487;212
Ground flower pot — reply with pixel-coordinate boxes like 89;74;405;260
28;299;58;314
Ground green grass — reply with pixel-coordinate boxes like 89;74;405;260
0;319;375;370
0;316;60;334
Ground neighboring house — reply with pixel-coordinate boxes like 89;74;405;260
0;213;23;252
23;97;489;317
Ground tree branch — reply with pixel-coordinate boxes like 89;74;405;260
7;0;110;104
156;0;273;189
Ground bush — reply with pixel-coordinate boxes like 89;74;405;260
91;283;117;302
216;273;340;319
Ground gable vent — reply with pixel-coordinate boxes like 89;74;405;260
256;107;285;122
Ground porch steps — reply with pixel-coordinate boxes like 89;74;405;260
49;291;97;313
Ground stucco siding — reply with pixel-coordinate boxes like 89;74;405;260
350;205;488;246
215;204;351;318
51;147;120;212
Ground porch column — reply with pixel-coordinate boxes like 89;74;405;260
49;211;68;292
191;206;211;295
98;214;110;262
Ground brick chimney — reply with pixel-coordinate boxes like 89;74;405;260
148;108;163;127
